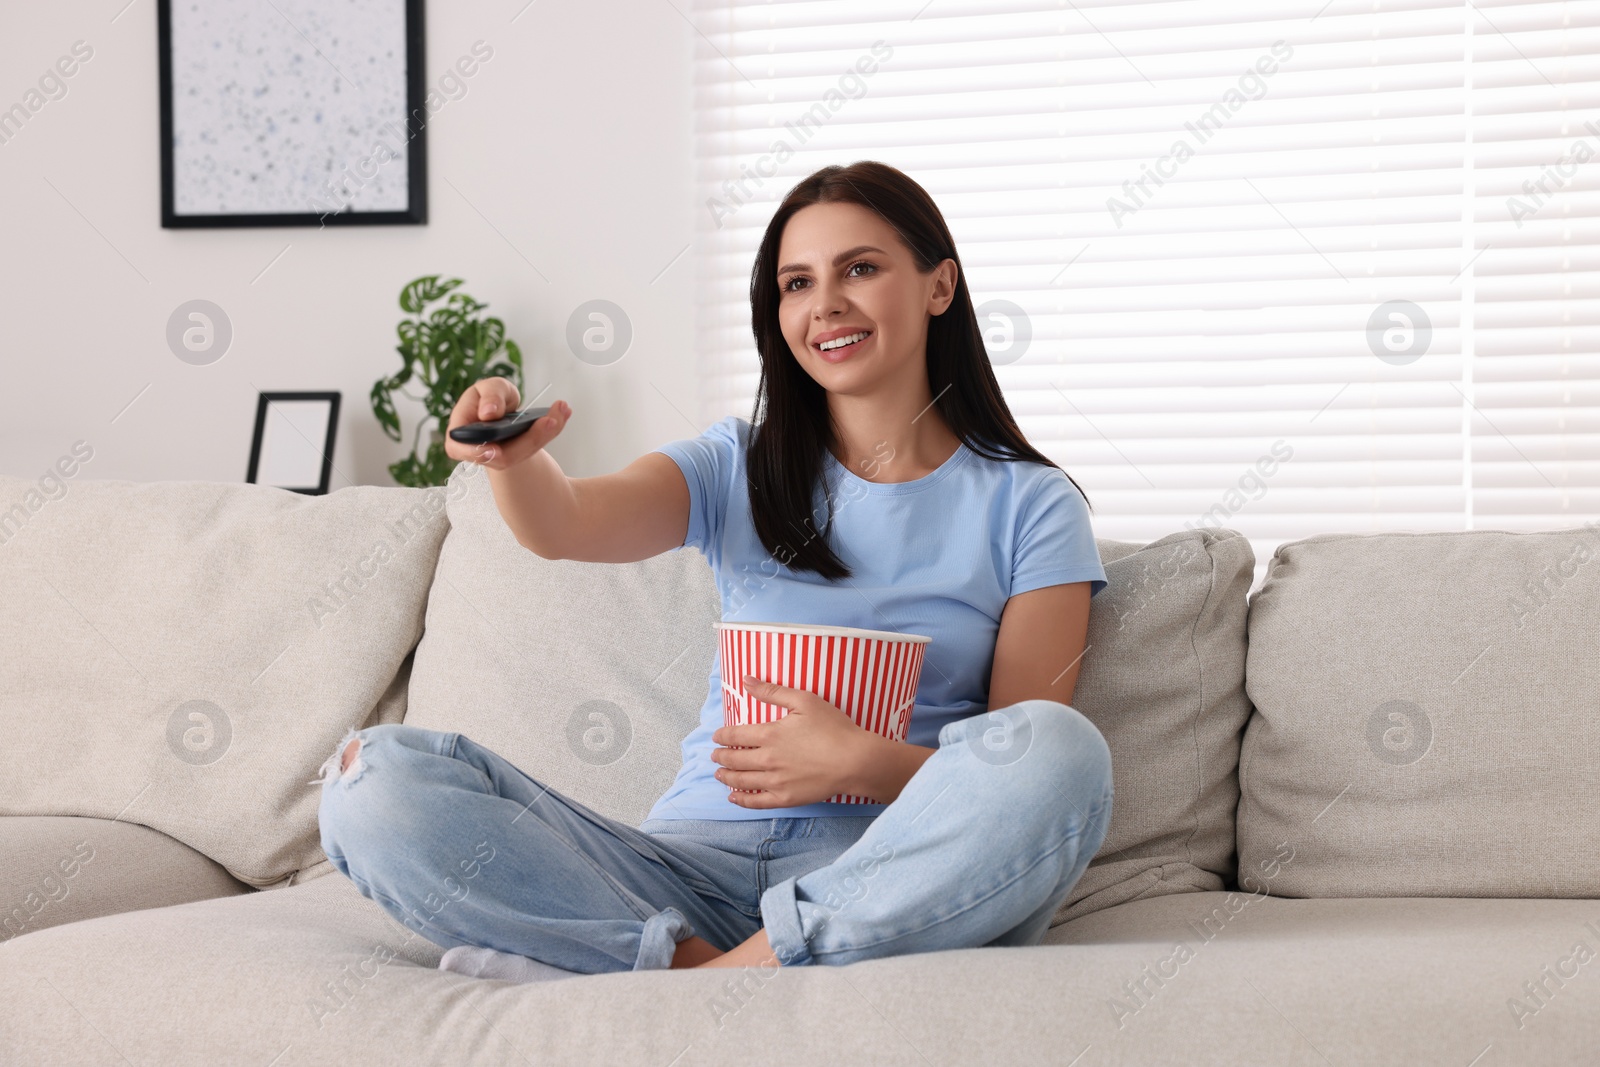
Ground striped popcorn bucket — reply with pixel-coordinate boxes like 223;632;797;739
715;621;931;805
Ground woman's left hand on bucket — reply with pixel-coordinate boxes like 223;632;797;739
711;675;878;808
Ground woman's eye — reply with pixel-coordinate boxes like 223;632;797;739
780;262;875;293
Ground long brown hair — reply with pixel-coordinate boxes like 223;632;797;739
743;160;1092;581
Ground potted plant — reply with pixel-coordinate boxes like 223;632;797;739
371;275;525;488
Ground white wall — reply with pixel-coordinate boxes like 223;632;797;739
0;0;697;487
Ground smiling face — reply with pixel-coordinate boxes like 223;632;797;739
774;201;956;403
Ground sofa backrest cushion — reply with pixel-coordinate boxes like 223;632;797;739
1237;524;1600;897
1061;528;1256;922
0;473;451;887
401;465;718;826
403;463;1257;927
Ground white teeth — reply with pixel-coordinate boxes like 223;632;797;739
819;331;869;351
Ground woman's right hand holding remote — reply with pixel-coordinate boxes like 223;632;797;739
444;376;570;470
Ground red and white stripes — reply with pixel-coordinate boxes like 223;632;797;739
717;624;929;805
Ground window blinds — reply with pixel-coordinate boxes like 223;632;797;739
690;0;1599;592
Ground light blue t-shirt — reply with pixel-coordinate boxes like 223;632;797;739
645;415;1107;822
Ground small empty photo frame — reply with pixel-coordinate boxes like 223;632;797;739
247;391;341;495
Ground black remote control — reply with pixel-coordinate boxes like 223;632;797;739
448;405;552;444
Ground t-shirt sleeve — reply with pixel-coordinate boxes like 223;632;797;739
650;415;743;563
1011;468;1108;599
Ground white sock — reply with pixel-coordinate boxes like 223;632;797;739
438;945;582;983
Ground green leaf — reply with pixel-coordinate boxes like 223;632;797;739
421;437;454;487
370;379;402;442
428;307;466;342
398;275;435;314
395;317;421;351
483;359;517;381
410;320;438;376
479;317;505;361
388;453;421;488
445;291;488;317
399;275;464;314
380;277;522;487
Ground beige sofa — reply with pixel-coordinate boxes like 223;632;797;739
2;460;1597;1066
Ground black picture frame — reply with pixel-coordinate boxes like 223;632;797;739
157;0;427;229
246;391;341;496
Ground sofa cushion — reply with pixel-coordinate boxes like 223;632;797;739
2;872;1594;1065
402;463;1254;927
1237;525;1600;897
1049;889;1600;1059
0;473;452;887
1061;528;1255;922
0;815;253;942
400;463;718;829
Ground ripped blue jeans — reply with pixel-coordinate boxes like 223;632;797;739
311;700;1113;973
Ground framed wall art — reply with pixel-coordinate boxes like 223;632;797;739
158;0;426;228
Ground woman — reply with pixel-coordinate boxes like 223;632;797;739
314;160;1113;981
